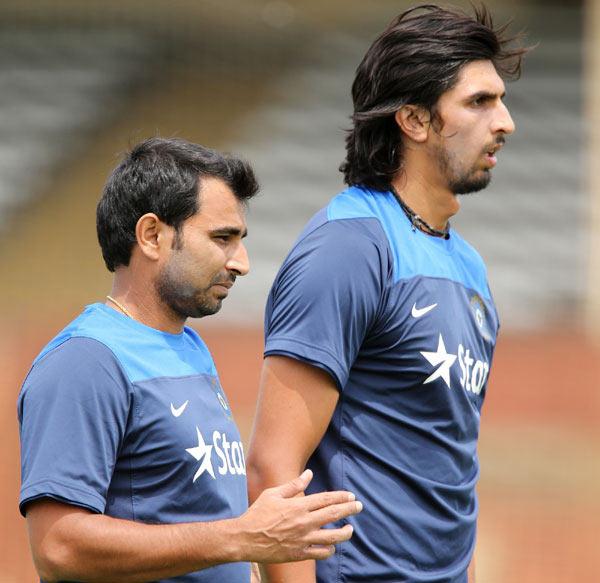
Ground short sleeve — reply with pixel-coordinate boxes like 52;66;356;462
18;337;132;516
264;218;388;389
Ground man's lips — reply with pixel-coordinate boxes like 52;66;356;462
483;140;505;167
212;281;233;290
211;279;235;295
484;152;498;167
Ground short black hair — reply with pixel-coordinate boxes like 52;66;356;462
340;4;528;191
97;137;259;272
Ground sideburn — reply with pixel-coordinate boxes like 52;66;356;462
172;226;185;250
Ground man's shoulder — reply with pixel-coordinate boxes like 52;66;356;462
292;186;397;250
22;306;131;398
326;185;395;222
31;304;216;385
33;304;119;366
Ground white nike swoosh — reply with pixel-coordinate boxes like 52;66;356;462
170;400;189;417
411;302;438;318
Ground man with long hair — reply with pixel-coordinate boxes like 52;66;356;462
248;5;527;582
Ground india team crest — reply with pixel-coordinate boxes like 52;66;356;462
469;294;492;341
209;377;233;420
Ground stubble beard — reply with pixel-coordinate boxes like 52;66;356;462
155;262;223;320
435;144;492;195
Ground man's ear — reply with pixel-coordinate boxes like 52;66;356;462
394;105;431;143
135;213;172;261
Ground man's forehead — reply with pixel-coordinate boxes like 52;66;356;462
188;176;247;229
197;177;244;212
450;60;506;97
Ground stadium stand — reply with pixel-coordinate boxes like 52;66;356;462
0;29;155;232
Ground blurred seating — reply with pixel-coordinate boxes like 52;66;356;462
0;29;155;231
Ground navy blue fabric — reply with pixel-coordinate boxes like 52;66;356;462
265;186;499;582
18;303;250;583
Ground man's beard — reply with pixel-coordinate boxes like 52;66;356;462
435;144;492;195
155;263;225;320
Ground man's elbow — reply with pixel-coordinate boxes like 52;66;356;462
246;452;273;503
27;507;83;583
32;535;78;583
246;451;304;502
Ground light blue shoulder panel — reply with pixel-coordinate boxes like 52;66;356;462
35;303;217;383
327;186;491;300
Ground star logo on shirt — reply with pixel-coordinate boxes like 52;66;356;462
185;426;216;481
420;333;457;389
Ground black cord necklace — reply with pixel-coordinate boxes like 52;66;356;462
390;186;450;240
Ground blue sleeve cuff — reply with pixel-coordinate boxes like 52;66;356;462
20;479;106;517
264;336;347;390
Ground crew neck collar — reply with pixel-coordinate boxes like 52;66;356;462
92;302;187;340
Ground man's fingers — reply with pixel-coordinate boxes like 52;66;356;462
298;524;355;561
302;545;336;561
274;469;313;499
303;490;357;511
304;523;354;546
305;500;363;527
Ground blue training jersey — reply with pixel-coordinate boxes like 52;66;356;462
18;303;250;583
264;186;498;583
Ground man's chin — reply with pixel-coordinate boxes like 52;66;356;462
451;171;491;195
169;298;223;320
191;301;222;319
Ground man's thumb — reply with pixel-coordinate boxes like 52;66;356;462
276;469;312;498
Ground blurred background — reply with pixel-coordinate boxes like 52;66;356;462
1;0;598;581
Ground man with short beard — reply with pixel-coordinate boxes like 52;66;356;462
247;5;527;583
17;137;362;583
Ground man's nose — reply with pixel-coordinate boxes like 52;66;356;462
493;101;515;135
227;242;250;276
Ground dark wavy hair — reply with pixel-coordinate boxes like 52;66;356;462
340;4;528;191
97;137;259;272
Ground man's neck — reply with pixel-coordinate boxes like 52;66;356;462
391;164;459;231
107;271;186;335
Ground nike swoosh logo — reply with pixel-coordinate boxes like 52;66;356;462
411;302;438;318
170;400;189;417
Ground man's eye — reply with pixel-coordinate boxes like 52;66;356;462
472;96;493;107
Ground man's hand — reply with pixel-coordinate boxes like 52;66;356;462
238;469;362;564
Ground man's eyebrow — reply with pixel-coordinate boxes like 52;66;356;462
210;226;248;238
467;90;506;101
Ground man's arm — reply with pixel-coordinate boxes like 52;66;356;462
246;355;341;583
26;470;361;583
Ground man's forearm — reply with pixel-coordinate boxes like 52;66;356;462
246;356;342;583
246;356;339;583
30;472;361;583
260;560;316;583
33;506;246;583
